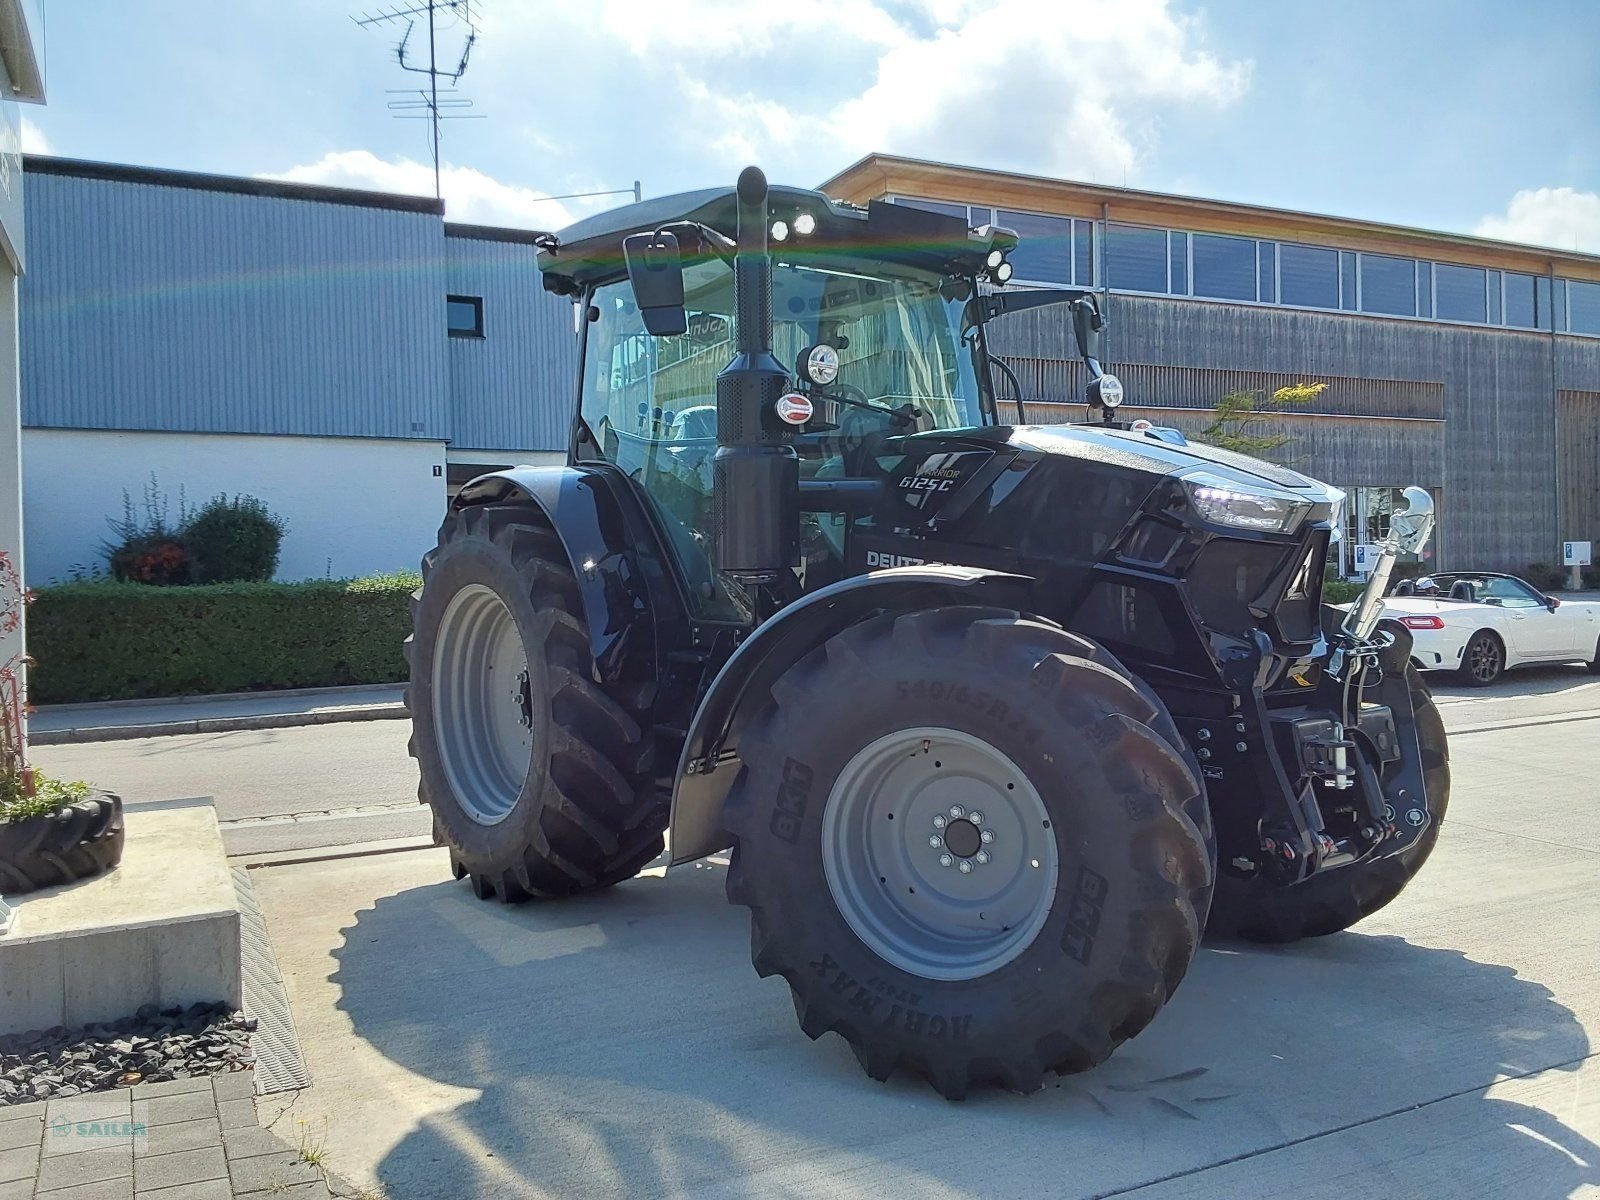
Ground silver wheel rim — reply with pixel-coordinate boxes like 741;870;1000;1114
1469;636;1500;682
432;584;534;825
821;726;1059;981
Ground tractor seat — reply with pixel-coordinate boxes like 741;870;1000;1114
1448;580;1476;602
1394;579;1416;596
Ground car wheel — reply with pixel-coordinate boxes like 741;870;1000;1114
1456;629;1503;687
1588;634;1600;676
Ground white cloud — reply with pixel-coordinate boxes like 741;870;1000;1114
262;150;576;229
20;116;51;155
1476;187;1600;254
491;0;1250;189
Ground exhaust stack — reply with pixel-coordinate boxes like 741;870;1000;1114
713;166;797;586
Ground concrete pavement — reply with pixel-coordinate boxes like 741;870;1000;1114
245;689;1600;1199
30;685;407;746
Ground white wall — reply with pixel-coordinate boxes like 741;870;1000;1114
21;429;447;585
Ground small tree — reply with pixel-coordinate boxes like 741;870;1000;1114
1197;381;1327;460
104;475;192;585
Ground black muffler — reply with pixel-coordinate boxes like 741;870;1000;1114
712;166;797;586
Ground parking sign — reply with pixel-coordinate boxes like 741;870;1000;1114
1564;541;1593;567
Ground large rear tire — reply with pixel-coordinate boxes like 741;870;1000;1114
722;608;1213;1099
1207;664;1449;943
407;503;665;902
0;791;124;896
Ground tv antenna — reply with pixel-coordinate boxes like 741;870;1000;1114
353;0;485;202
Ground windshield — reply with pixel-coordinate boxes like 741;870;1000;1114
578;256;987;620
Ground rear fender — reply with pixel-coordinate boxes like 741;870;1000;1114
451;464;684;692
669;566;1035;865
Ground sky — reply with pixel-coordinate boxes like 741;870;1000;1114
17;0;1600;252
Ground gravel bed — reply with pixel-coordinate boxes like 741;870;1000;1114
0;1001;255;1105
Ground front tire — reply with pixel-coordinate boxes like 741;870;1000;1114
1207;664;1450;943
722;608;1213;1099
407;503;665;902
1456;629;1504;686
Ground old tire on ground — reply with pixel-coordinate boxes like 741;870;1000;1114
407;502;664;902
0;791;125;896
1206;664;1449;944
722;607;1213;1099
1456;629;1504;686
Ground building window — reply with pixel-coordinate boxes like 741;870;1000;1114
1280;243;1339;309
1415;261;1433;318
1569;280;1600;335
448;295;484;338
895;197;967;220
1359;253;1416;317
1487;270;1502;324
1258;242;1277;304
999;209;1075;284
1339;252;1359;310
1502;271;1553;329
1192;233;1257;301
1434;263;1486;323
1169;232;1188;294
1106;223;1169;293
1075;220;1096;288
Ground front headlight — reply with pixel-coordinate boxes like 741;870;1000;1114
1180;470;1310;534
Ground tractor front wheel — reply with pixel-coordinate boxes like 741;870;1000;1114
407;502;664;902
722;608;1213;1099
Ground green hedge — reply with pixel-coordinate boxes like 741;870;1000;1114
26;573;420;704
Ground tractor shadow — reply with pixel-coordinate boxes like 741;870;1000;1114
331;863;1598;1200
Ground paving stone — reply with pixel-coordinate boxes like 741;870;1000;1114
219;1125;286;1162
0;1101;48;1123
134;1119;220;1160
228;1149;322;1195
0;1119;40;1153
0;1177;31;1200
135;1180;233;1200
214;1099;256;1131
235;1180;327;1199
36;1177;133;1199
133;1146;226;1193
207;1074;254;1105
0;1143;37;1184
35;1143;130;1191
47;1096;131;1125
129;1080;211;1103
131;1093;216;1130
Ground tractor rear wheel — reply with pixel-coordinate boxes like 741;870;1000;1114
722;607;1213;1099
407;502;664;902
1206;664;1450;943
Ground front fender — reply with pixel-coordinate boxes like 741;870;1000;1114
668;566;1034;865
452;464;685;694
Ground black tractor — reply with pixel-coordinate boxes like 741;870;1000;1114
408;167;1448;1099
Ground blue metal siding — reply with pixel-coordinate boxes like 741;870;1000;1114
21;170;449;439
445;234;576;452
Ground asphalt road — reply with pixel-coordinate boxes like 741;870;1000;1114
31;662;1600;855
245;665;1600;1199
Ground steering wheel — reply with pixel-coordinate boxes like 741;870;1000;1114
821;382;922;429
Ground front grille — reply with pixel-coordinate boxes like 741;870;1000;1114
1187;538;1293;634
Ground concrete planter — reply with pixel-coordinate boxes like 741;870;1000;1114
0;789;125;896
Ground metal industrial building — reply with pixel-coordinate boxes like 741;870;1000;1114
17;152;1600;584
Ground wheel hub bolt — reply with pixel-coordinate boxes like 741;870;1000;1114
958;860;974;874
975;850;991;865
948;805;965;819
932;814;947;830
928;835;943;848
980;829;994;845
939;853;954;868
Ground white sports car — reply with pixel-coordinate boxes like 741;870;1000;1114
1377;572;1600;686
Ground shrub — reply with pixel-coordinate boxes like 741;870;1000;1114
1525;562;1568;591
1585;565;1599;590
26;572;420;704
184;495;287;584
1323;579;1364;604
104;476;192;585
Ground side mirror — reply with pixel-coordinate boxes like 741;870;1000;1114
1071;295;1105;371
1547;595;1561;611
623;230;687;337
